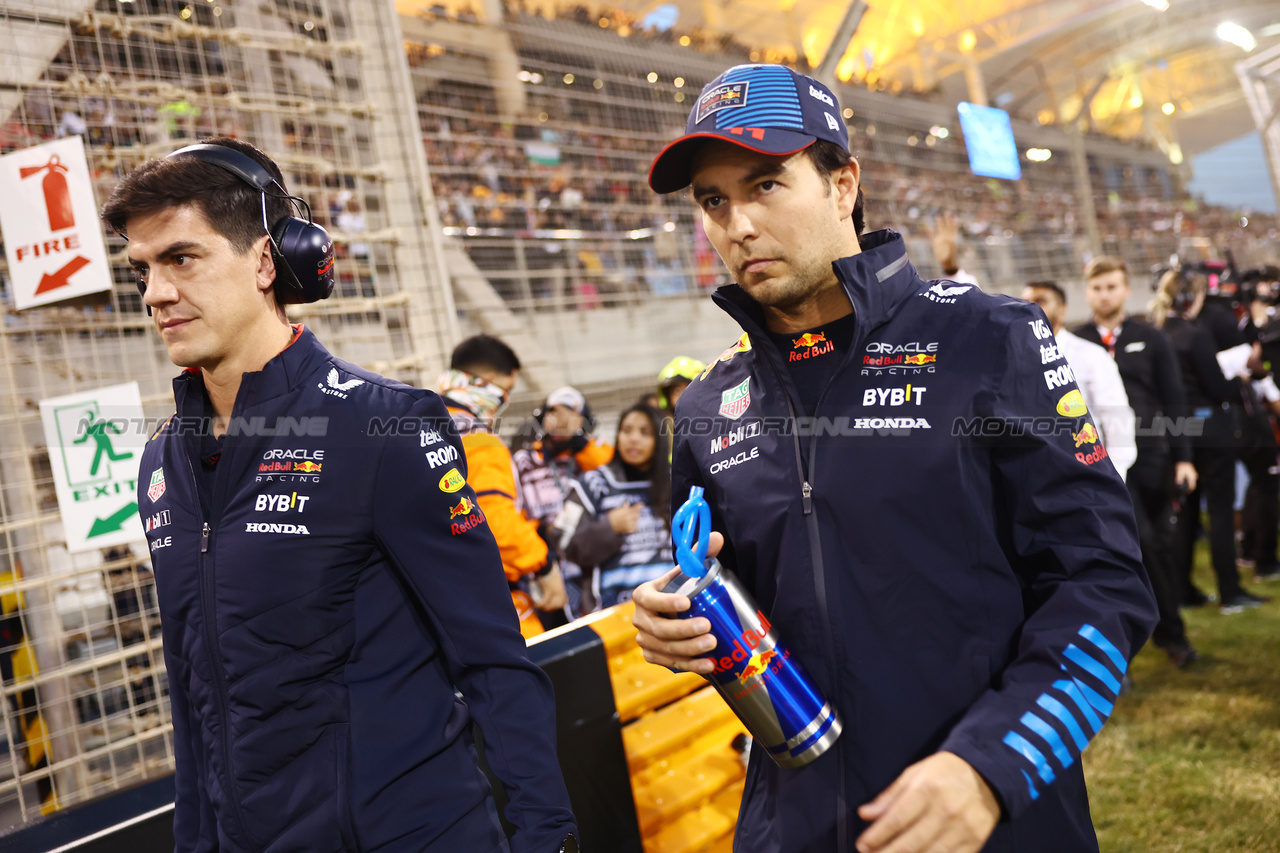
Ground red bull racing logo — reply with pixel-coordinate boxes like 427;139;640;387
293;460;321;474
791;332;834;361
903;353;936;366
1073;423;1098;447
449;497;486;535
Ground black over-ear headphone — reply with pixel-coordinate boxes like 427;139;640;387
160;143;335;304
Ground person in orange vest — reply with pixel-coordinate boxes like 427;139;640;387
440;335;567;639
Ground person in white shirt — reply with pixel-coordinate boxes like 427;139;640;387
1022;281;1137;480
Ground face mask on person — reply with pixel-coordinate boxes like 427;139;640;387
438;368;509;425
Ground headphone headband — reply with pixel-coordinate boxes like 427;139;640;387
168;143;279;192
158;142;334;305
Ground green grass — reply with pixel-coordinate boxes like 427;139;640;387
1085;545;1280;852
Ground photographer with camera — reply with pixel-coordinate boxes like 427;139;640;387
1235;268;1280;582
1152;269;1268;614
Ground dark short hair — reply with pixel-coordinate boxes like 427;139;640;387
101;136;291;255
450;335;521;376
1026;280;1067;305
804;139;865;237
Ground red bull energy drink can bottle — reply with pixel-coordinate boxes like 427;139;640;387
663;488;841;768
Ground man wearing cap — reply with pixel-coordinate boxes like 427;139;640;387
632;65;1155;853
512;386;612;620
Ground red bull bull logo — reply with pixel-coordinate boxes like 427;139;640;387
903;353;936;366
449;497;474;520
736;649;779;684
1073;423;1099;447
701;333;753;380
293;461;321;474
793;332;827;349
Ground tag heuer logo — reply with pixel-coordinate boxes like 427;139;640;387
147;467;166;502
719;377;751;420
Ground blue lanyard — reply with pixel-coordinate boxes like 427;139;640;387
672;486;712;579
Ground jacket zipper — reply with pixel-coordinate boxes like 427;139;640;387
755;337;848;850
179;411;256;848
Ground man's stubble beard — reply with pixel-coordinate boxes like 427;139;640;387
741;257;833;313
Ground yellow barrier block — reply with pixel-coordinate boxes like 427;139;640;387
632;732;746;834
645;802;735;853
622;686;738;772
591;601;643;657
611;658;705;723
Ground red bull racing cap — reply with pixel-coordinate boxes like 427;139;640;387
649;64;850;194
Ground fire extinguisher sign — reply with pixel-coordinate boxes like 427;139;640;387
0;136;112;310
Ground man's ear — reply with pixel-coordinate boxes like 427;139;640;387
254;234;277;295
834;158;861;219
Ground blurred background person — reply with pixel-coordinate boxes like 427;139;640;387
1151;270;1267;615
1022;280;1135;481
656;356;705;417
511;386;612;624
1073;258;1200;665
1234;268;1280;584
441;335;568;638
556;403;672;611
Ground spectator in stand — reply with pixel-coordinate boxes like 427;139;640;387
511;386;613;623
440;336;568;638
1073;257;1200;665
1022;280;1136;481
1150;269;1268;615
656;356;706;416
557;403;672;610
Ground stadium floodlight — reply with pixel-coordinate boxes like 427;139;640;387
1140;0;1169;10
1218;22;1257;52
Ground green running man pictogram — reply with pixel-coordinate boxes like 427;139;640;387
73;411;133;476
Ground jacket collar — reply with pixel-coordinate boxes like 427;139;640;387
711;229;922;339
173;325;329;416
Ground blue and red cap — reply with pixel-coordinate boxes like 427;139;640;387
648;64;849;194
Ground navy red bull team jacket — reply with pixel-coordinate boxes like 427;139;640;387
139;328;575;852
672;230;1156;853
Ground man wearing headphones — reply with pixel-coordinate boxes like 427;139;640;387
103;137;577;853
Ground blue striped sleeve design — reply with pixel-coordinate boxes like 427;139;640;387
1020;712;1074;770
1037;694;1090;752
1021;770;1040;801
1063;644;1122;695
1002;731;1055;785
998;624;1130;802
1052;679;1104;733
1078;624;1128;674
